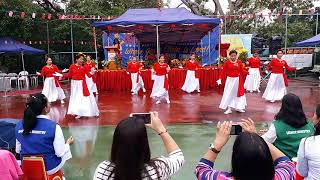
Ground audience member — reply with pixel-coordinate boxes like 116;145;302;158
296;104;320;180
15;93;73;175
93;111;185;180
0;150;23;180
262;93;314;159
195;119;295;180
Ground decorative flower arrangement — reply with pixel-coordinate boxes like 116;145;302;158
218;57;227;65
238;48;249;63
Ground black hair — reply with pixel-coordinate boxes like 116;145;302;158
229;50;238;55
75;53;85;60
231;132;275;180
275;93;307;128
108;117;163;180
23;93;48;136
277;49;284;54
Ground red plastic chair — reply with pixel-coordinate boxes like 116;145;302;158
21;156;63;180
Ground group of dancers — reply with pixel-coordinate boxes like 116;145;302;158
37;53;99;119
218;49;301;114
37;49;300;118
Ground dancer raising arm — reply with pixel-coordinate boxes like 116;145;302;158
244;50;262;93
63;53;99;119
37;57;66;104
217;50;247;114
263;49;302;103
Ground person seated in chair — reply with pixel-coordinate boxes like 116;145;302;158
15;93;74;175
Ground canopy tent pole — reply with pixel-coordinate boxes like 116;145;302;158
208;31;211;66
46;21;50;53
21;52;25;72
201;39;203;63
218;24;222;66
315;13;319;67
70;19;74;64
156;25;160;59
284;11;288;53
93;27;98;60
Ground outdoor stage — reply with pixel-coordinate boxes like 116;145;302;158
0;78;319;127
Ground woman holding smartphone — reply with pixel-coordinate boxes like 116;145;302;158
93;111;185;180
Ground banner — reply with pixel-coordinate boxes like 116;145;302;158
282;54;313;68
102;26;219;67
221;34;253;56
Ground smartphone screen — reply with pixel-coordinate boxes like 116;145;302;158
230;124;242;135
130;113;151;124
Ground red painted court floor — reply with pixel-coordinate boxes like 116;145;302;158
0;78;319;127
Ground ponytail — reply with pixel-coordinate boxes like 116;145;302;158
22;93;48;136
314;104;320;136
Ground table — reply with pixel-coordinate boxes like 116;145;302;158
96;67;223;92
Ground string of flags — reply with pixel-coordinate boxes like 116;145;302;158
21;40;94;45
2;8;319;21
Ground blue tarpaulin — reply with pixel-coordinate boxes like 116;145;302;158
93;8;220;43
295;34;320;47
0;119;19;150
0;37;45;54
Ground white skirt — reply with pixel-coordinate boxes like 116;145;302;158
85;75;97;93
219;77;247;110
181;70;200;93
42;77;66;102
150;75;169;100
244;68;261;91
67;80;99;117
130;73;145;93
262;73;287;101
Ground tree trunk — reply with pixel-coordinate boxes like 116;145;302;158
213;0;225;15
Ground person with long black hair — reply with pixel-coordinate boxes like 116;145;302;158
262;93;314;159
93;111;185;180
15;93;74;175
297;104;320;180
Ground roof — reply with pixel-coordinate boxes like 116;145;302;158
92;8;221;43
0;37;45;54
295;33;320;47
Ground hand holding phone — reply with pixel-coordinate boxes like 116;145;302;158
130;113;151;124
230;124;242;135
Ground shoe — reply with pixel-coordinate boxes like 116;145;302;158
156;100;161;104
236;109;245;113
166;98;170;104
270;100;275;103
250;90;253;93
131;92;137;95
142;88;146;93
96;92;99;95
75;115;81;119
257;89;261;93
224;108;232;114
60;100;65;104
197;89;200;93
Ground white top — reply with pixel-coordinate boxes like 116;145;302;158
296;135;320;180
16;115;72;175
262;123;277;143
93;149;184;180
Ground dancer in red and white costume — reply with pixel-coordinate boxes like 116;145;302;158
84;55;98;95
37;57;66;103
262;49;301;103
127;56;146;95
217;50;247;114
244;50;262;93
181;53;201;93
151;55;170;104
63;53;99;118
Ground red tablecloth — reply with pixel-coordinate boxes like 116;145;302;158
96;68;222;92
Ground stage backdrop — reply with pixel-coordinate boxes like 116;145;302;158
221;34;253;57
102;26;219;67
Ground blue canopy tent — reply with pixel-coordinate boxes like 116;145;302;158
0;119;19;150
0;37;46;71
295;34;320;46
92;8;221;62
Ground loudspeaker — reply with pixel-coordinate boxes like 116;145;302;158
269;36;283;55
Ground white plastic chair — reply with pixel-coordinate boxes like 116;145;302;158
7;73;19;88
30;75;38;87
18;71;29;89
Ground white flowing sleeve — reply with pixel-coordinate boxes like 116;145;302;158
53;125;72;160
15;139;21;154
261;123;277;143
296;138;309;177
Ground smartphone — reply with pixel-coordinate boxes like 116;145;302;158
130;113;151;124
230;124;242;135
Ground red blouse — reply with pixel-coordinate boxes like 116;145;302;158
83;62;96;73
185;60;201;71
247;57;262;68
221;60;247;78
64;64;91;80
266;58;296;74
40;65;61;77
127;62;142;73
153;62;169;76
